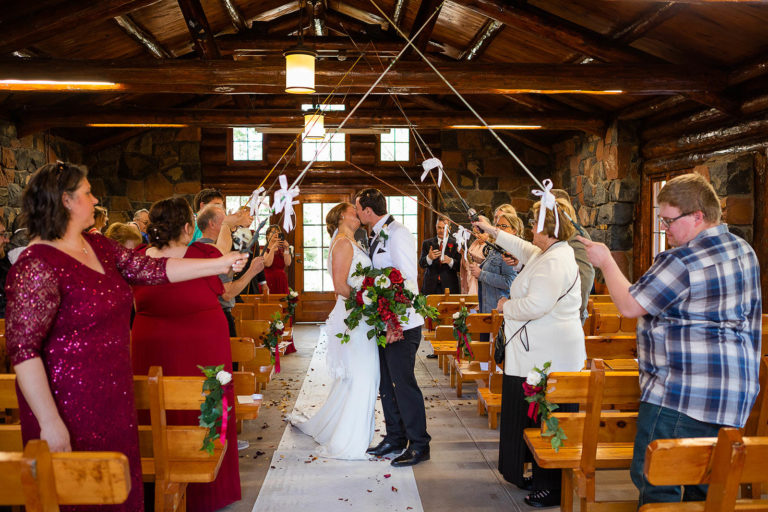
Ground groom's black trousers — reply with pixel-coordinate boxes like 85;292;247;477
378;326;431;451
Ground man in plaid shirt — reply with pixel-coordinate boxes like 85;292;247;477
579;173;761;505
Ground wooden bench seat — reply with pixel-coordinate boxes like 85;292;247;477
1;440;131;510
641;428;768;512
451;311;502;398
477;371;503;429
523;360;641;512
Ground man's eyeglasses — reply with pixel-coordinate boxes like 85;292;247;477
659;212;694;229
0;232;9;238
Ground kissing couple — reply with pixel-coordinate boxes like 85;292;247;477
289;188;431;466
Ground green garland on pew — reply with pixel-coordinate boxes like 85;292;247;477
523;361;568;452
198;364;232;455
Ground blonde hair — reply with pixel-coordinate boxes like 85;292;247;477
531;198;575;241
657;173;721;223
493;204;524;234
105;222;142;247
326;202;353;237
550;189;577;222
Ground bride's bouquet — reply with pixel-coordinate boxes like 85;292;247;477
338;263;438;348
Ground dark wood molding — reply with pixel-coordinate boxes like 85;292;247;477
17;108;606;136
0;0;162;55
0;59;725;96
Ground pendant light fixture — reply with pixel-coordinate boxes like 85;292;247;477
303;112;325;140
284;1;317;94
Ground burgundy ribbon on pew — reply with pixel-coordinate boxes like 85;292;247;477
275;345;281;373
220;394;229;446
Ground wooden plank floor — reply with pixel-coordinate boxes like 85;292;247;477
222;324;637;512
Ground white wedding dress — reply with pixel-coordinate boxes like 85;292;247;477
289;235;380;459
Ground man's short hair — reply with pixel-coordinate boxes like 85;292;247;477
133;208;149;220
197;204;224;233
657;173;721;224
192;188;224;212
354;188;388;216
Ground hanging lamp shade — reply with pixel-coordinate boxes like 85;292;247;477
284;48;317;94
303;113;325;140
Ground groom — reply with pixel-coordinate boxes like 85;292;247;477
354;188;431;467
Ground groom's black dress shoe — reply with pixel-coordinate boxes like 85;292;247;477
391;446;430;467
366;439;407;457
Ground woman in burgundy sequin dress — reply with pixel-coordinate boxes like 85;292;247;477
131;198;241;512
5;163;248;512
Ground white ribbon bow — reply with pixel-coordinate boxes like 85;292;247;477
272;175;300;234
421;157;444;187
246;187;265;217
440;222;450;261
454;225;472;262
531;178;559;237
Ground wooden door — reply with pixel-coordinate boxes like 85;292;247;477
294;193;349;322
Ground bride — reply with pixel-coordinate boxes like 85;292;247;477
289;202;379;459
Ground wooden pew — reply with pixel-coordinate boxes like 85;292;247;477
1;440;131;510
0;333;9;374
451;311;502;398
424;290;479;331
742;355;768;498
523;360;641;512
429;325;457;374
585;335;637;362
231;302;254;322
477;371;503;429
592;310;637;336
641;428;768;512
230;337;261;431
1;368;228;512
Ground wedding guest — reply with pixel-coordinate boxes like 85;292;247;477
6;162;247;512
551;189;595;323
579;173;761;506
263;224;291;294
197;204;265;336
132;208;150;244
469;206;520;315
475;197;585;508
419;215;461;295
190;188;253;254
105;222;143;249
131;197;243;512
86;206;108;234
459;215;490;295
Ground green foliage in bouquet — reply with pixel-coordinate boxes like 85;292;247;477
197;364;231;455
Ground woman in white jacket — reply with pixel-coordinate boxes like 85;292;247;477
475;197;585;508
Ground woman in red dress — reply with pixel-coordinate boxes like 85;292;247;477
131;197;241;512
6;163;247;512
263;224;291;294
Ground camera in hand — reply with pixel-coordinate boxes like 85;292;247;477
278;233;285;241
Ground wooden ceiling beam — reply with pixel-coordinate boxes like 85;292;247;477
310;0;327;37
610;3;685;45
460;19;504;61
219;0;249;32
114;14;173;58
603;0;767;3
0;59;724;95
408;0;444;55
617;95;689;120
0;0;162;55
219;36;404;55
177;0;221;59
17;108;606;136
391;0;408;30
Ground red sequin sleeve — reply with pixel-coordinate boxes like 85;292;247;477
5;256;61;366
100;235;170;286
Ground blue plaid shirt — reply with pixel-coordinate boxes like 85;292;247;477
629;224;761;427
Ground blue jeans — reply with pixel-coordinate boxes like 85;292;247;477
631;402;722;506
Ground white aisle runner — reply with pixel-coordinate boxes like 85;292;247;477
251;329;424;512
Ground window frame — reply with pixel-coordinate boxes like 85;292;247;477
227;127;268;167
297;131;349;166
377;128;413;166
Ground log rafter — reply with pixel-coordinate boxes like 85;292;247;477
219;0;248;32
460;19;504;61
114;14;173;59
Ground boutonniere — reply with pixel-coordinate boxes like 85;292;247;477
448;243;454;249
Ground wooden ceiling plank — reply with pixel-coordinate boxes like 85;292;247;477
617;95;689;120
460;19;504;61
176;0;222;59
0;59;722;95
114;14;173;58
17;107;606;136
0;0;162;55
219;0;249;32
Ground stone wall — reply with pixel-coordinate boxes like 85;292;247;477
436;130;551;234
84;128;203;223
0;121;83;230
552;122;642;280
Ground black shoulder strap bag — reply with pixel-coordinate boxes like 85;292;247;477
494;273;579;365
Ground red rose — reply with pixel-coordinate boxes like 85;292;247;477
363;276;375;288
389;269;404;284
448;244;453;248
355;290;364;305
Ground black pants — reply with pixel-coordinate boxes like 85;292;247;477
378;326;431;451
223;308;237;337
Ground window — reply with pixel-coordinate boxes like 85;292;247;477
386;195;418;252
380;128;410;162
302;202;339;292
301;132;345;162
232;128;263;161
225;195;271;246
301;103;345;112
651;179;667;259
